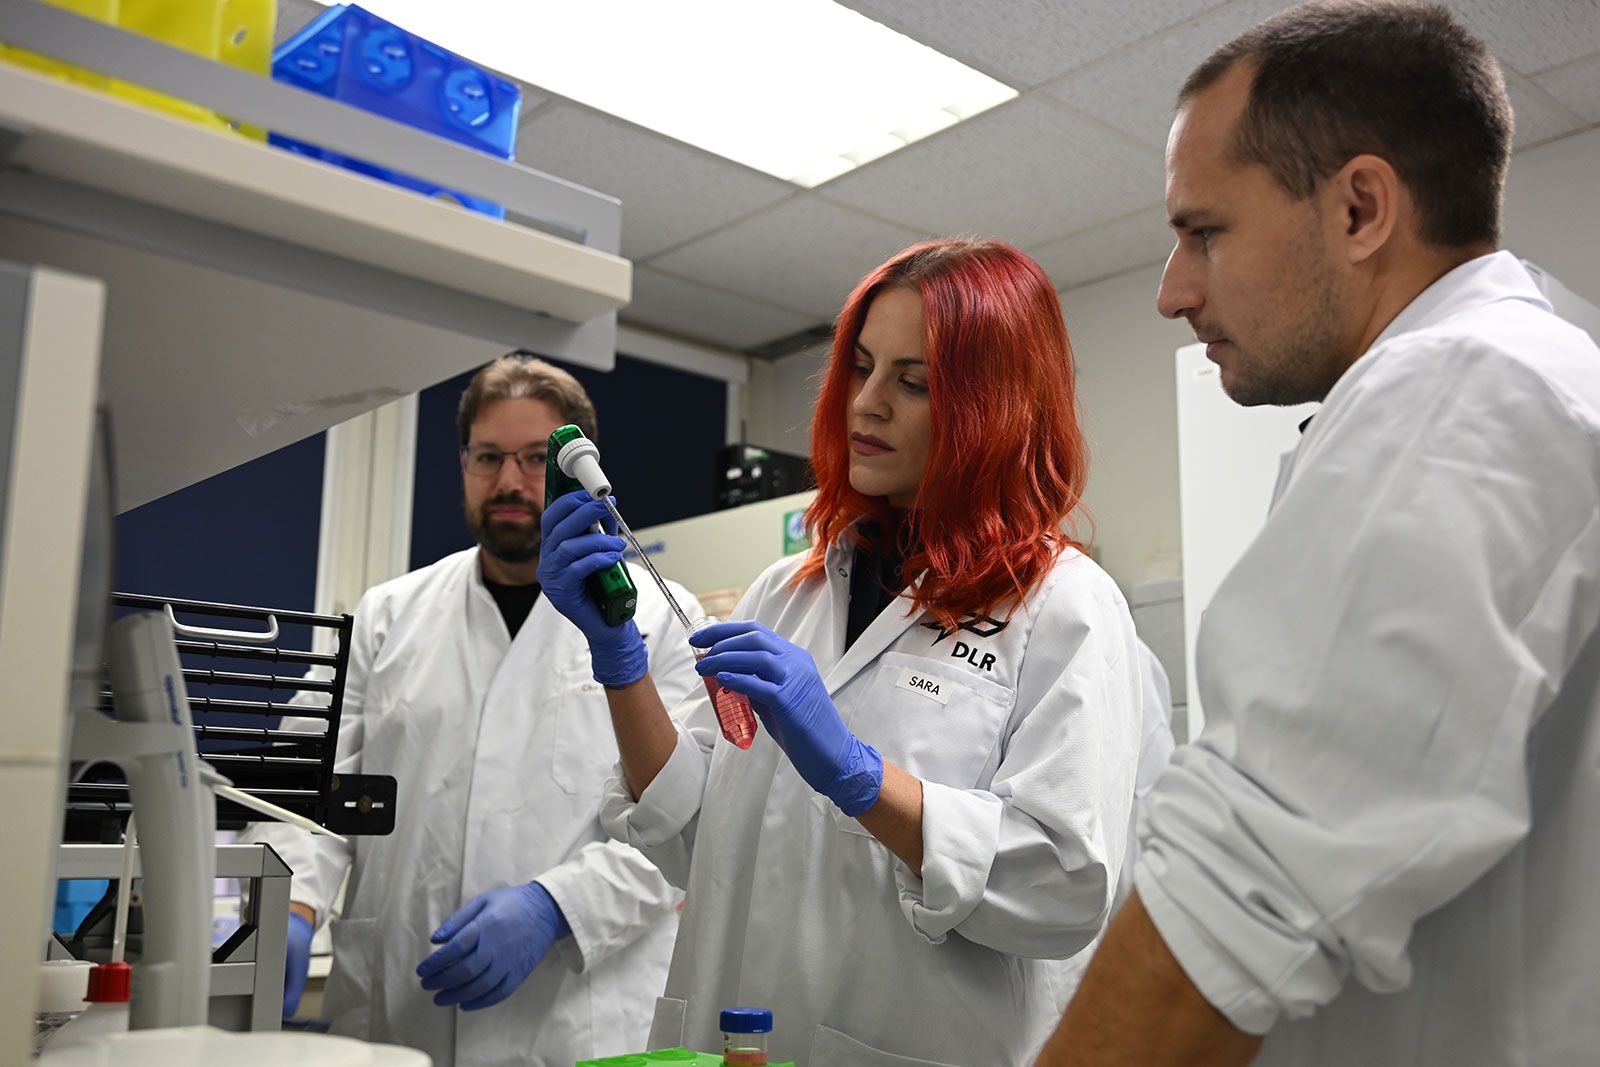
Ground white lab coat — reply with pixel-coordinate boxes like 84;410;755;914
241;548;703;1067
601;540;1145;1066
1038;639;1176;1019
1135;252;1600;1065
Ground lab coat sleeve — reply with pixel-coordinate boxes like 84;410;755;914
541;585;705;969
236;592;382;921
1134;340;1600;1035
599;572;774;887
894;562;1145;958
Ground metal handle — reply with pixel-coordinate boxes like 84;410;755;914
165;604;279;644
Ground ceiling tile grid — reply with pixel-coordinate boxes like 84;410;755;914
1438;0;1600;76
820;95;1165;248
516;105;794;261
1504;74;1591;148
837;0;1232;89
1030;206;1175;293
623;267;819;350
1044;0;1294;150
651;197;927;321
1535;53;1600;122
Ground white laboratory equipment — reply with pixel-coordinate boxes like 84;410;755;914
1175;259;1600;737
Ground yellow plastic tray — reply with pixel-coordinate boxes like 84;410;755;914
0;0;276;134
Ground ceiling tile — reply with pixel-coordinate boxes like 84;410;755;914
1046;0;1293;150
821;96;1164;247
515;105;793;260
1507;77;1588;149
1029;206;1174;292
623;268;821;351
838;0;1228;89
652;198;926;320
1438;1;1600;76
1535;54;1600;123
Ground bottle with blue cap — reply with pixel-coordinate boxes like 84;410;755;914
720;1006;772;1066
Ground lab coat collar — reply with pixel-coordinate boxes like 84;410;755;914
1367;250;1551;354
820;538;924;696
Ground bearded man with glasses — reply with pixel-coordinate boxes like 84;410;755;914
242;353;703;1067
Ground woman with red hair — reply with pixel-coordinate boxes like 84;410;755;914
538;237;1143;1066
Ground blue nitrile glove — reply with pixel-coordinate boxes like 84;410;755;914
691;620;884;816
416;882;571;1011
283;911;314;1018
538;489;648;686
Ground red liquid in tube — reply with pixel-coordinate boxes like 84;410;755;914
699;651;758;749
690;616;758;749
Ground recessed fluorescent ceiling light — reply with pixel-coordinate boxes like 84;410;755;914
329;0;1018;187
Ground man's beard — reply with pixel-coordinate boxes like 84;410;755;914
466;492;541;564
1218;234;1346;408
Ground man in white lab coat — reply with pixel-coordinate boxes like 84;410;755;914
1038;4;1600;1065
242;355;702;1067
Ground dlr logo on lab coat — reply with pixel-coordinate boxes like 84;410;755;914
951;640;996;672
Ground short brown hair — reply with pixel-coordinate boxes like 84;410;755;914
1180;1;1512;248
457;351;597;445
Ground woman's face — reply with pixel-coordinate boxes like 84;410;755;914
846;286;932;509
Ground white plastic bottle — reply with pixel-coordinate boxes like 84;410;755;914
47;961;131;1048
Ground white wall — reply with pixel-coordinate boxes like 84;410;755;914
1501;126;1600;309
747;344;826;456
1061;266;1192;592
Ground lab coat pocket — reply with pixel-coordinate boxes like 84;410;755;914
552;678;620;797
851;651;1015;787
832;653;1014;838
809;1023;962;1067
321;916;379;1040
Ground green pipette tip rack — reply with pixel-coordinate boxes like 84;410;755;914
575;1051;795;1067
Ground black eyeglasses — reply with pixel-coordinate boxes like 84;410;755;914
460;445;548;477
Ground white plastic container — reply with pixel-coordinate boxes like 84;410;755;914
34;959;94;1055
48;962;131;1049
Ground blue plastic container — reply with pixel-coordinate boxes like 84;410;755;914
270;4;521;217
54;879;110;935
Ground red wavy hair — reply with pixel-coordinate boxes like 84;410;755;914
795;237;1090;631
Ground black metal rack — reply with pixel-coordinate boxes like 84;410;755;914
65;593;395;839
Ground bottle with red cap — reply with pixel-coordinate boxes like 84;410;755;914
47;961;131;1048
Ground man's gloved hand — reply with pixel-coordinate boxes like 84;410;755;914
537;490;648;687
283;910;314;1018
691;620;884;816
416;882;572;1011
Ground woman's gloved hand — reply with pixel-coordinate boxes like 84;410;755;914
537;490;648;686
282;910;314;1018
691;620;883;816
415;882;571;1011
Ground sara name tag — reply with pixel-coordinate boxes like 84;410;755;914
896;666;953;705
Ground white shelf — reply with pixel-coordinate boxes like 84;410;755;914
0;64;630;325
0;32;636;507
